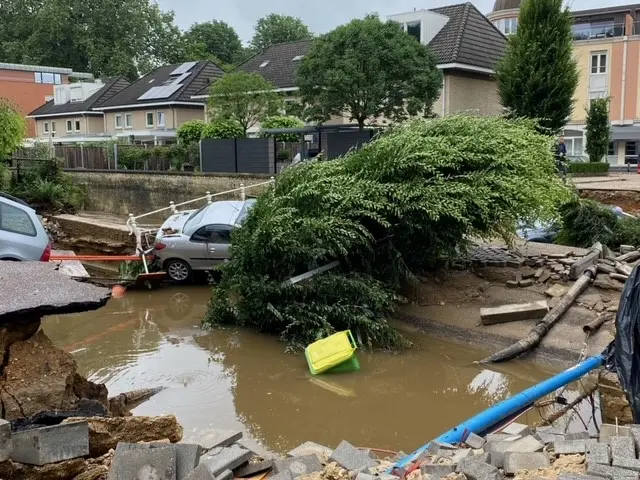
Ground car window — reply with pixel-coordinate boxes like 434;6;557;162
183;205;209;232
191;226;209;243
190;225;232;244
0;201;37;237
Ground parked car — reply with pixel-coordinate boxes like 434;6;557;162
0;193;52;261
154;199;256;283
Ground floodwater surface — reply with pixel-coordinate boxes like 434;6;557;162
42;286;581;455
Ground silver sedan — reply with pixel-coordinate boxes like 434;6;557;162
0;193;52;261
154;199;255;283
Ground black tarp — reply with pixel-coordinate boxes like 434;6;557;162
605;264;640;422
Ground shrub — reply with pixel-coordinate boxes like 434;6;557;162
568;162;609;174
177;120;208;146
117;144;199;171
205;115;572;349
585;97;611;162
201;120;244;140
261;116;305;142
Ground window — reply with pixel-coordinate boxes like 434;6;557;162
259;60;270;68
504;18;518;35
608;142;615;156
0;202;37;237
51;121;56;133
41;72;55;84
157;111;165;127
146;112;154;128
34;72;42;83
44;122;49;133
124;113;132;129
34;72;62;84
591;52;607;74
54;73;61;85
115;114;123;129
74;120;81;132
626;141;637;157
66;120;73;132
191;225;232;244
406;21;421;42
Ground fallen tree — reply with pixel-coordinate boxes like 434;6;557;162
205;116;572;348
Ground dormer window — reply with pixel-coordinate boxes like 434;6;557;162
260;60;270;68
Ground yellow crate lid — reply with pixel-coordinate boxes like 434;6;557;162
305;330;357;375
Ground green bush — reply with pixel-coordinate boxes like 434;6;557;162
117;144;199;171
261;116;305;142
201;120;244;139
205;115;572;349
177;120;208;146
568;162;609;174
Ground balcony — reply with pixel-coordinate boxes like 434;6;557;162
572;23;625;41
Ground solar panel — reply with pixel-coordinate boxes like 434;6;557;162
137;83;182;100
171;62;197;76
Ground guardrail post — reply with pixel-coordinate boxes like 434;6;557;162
270;176;276;185
114;143;119;170
206;191;213;204
170;201;177;214
128;214;137;234
240;183;246;201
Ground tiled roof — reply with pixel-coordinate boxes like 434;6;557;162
28;77;129;117
429;3;507;71
95;61;224;109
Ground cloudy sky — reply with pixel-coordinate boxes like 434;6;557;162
156;0;625;42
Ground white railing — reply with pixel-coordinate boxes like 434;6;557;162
126;177;275;252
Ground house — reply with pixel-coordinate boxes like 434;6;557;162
28;77;130;143
192;2;507;127
92;61;224;144
0;62;93;137
488;1;640;165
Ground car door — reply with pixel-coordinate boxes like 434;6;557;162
204;224;233;264
186;226;211;270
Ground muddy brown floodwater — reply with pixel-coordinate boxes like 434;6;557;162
42;286;580;456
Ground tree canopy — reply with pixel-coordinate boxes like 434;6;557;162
496;0;579;134
0;100;26;159
297;15;442;129
585;98;611;162
207;72;283;136
184;21;243;65
251;14;313;51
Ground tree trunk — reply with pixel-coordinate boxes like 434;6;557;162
477;266;597;364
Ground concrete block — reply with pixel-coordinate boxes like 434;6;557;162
519;279;535;288
216;470;233;480
288;441;332;459
0;419;11;462
501;423;531;437
611;436;636;459
553;439;587;455
456;457;502;479
109;446;177;480
565;432;591;441
536;431;563;445
546;284;569;297
421;464;455;477
200;445;252;477
632;427;640;453
559;475;612;480
464;432;486;449
234;460;273;477
507;435;544;453
586;443;611;466
11;421;89;466
451;449;473;464
330;440;377;471
586;462;639;479
503;452;549;475
112;442;200;480
485;433;520;443
198;430;243;450
480;301;548;325
184;464;215;480
274;455;323;477
614;457;640;472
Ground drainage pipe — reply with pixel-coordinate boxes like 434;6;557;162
391;354;605;471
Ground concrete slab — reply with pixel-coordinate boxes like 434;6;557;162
553;440;588;455
112;442;200;480
611;436;636;459
274;455;323;477
108;446;177;480
464;433;486;449
196;430;243;451
329;441;377;471
234;460;273;477
586;462;639;479
501;423;531;437
503;452;550;475
0;419;11;462
586;443;611;466
456;457;501;479
613;457;640;472
216;469;233;480
480;301;549;325
420;464;455;477
184;464;215;480
11;421;89;466
565;432;591;441
287;441;332;459
199;446;252;477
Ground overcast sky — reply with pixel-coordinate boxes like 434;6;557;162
156;0;625;42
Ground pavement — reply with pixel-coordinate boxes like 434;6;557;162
573;173;640;191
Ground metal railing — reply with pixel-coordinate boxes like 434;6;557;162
572;23;626;40
126;178;275;252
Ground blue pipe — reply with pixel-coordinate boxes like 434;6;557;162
392;354;605;471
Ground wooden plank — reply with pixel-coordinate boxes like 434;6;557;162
480;301;549;326
50;250;89;278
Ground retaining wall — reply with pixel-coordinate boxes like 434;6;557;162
66;170;272;219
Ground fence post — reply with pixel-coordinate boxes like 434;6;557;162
270;176;276;185
80;144;85;169
199;139;203;172
240;183;246;201
114;143;119;170
206;191;212;204
170;201;177;214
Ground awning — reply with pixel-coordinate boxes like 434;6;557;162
611;126;640;141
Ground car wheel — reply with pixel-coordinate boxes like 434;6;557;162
165;259;192;284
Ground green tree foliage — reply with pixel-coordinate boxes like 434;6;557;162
251;14;312;51
585;98;611;162
261;116;305;142
0;0;184;79
205;116;572;348
496;0;579;134
177;120;208;145
0;100;26;159
207;73;283;136
184;21;243;65
201;120;244;139
297;16;442;130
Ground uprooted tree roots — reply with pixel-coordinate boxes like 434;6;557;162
205;116;573;349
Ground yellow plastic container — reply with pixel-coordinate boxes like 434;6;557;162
305;330;357;375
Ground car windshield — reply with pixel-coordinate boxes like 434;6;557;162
235;200;257;225
183;205;209;231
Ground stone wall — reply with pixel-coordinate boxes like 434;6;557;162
66;170;273;219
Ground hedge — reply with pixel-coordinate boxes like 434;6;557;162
568;162;610;174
